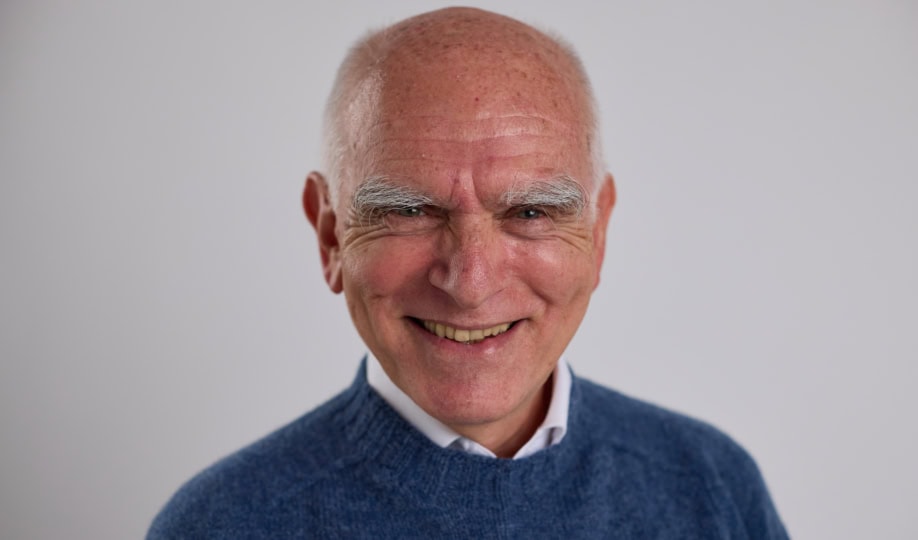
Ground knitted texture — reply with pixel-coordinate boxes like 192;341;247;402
148;364;788;539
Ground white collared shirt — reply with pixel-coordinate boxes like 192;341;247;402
366;352;571;459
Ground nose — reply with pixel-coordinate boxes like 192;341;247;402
428;219;505;309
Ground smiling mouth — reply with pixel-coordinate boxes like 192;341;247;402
416;319;514;344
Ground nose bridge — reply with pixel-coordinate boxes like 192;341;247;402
429;215;503;308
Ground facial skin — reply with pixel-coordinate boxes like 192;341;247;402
305;8;615;457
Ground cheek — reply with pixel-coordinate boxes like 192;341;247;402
511;242;597;303
343;238;437;301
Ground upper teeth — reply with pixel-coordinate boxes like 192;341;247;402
422;320;511;343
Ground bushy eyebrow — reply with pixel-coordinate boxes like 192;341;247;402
350;174;589;224
350;175;433;223
502;176;588;217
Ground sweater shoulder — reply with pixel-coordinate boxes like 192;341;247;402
574;376;751;469
572;376;787;538
147;383;366;538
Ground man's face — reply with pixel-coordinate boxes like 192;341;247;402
309;33;614;439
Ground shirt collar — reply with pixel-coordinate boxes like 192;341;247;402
366;352;571;459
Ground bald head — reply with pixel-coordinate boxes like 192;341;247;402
304;9;617;450
322;7;602;203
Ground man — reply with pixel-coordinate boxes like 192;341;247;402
149;7;788;538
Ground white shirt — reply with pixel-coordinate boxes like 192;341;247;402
366;352;571;459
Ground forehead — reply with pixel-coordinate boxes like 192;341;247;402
366;114;585;190
345;22;593;198
376;16;588;130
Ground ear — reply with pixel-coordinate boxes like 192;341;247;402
303;172;343;293
591;173;616;289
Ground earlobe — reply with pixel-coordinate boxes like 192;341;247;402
303;172;344;294
592;173;616;289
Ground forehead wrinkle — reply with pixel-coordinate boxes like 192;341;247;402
375;115;573;138
364;138;567;167
368;114;567;125
370;152;565;168
370;134;559;145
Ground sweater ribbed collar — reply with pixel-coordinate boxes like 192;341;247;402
333;360;584;502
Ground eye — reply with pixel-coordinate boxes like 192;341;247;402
381;205;440;234
393;207;424;218
516;207;546;220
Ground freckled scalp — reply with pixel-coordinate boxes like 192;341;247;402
322;7;605;203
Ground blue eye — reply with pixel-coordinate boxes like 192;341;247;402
394;207;424;217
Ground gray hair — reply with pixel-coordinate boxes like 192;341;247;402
349;175;433;225
349;174;589;226
503;176;590;220
320;13;605;209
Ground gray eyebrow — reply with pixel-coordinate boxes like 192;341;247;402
350;174;589;224
502;176;588;217
351;175;434;223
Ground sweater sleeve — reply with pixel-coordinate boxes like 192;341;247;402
704;436;790;540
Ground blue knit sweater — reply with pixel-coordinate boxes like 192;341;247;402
148;364;788;539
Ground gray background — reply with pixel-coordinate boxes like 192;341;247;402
2;1;916;538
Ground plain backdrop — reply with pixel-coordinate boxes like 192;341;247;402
2;1;916;538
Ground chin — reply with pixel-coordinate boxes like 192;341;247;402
419;377;539;427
